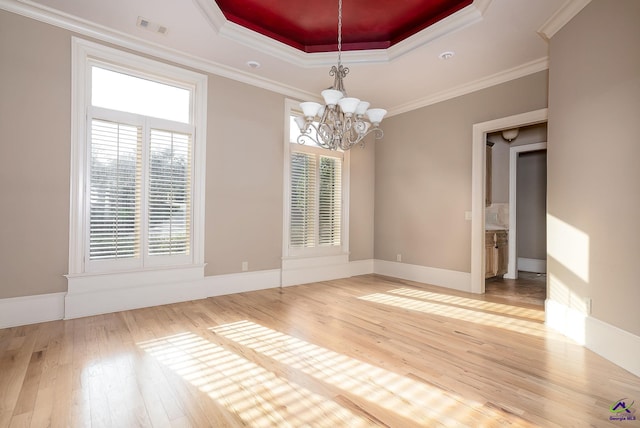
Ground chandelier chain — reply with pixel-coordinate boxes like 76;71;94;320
337;0;342;66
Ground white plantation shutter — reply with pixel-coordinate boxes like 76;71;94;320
290;152;316;248
289;149;342;250
89;119;142;260
318;156;342;246
148;130;192;256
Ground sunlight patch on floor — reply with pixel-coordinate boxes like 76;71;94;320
359;293;547;337
387;288;545;321
138;332;372;427
212;320;518;426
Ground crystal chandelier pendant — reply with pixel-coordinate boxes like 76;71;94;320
296;0;387;151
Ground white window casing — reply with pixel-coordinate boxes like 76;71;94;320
283;99;350;262
68;38;207;286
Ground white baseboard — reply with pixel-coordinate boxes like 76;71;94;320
546;298;640;378
517;257;546;273
349;259;375;277
204;269;282;296
281;254;352;287
0;292;66;329
65;278;208;319
373;259;472;292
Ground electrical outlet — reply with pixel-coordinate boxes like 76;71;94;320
396;254;402;262
465;211;472;220
585;297;592;314
241;261;249;272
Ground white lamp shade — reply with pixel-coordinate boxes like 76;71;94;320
294;116;306;131
502;128;519;141
338;97;361;114
300;102;322;118
321;89;344;106
355;101;370;115
366;108;387;124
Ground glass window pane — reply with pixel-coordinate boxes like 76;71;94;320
92;66;190;123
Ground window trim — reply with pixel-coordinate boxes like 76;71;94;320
69;38;207;276
282;98;350;260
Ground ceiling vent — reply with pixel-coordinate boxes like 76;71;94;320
137;16;168;35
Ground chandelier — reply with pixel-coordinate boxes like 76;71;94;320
294;0;387;151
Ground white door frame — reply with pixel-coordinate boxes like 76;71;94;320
506;142;547;279
470;108;548;294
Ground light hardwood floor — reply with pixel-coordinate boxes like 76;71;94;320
1;274;638;427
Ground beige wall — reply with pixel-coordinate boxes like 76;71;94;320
0;9;375;298
517;150;546;260
548;0;640;335
0;11;71;298
488;123;547;204
204;77;284;276
375;72;548;272
349;141;376;261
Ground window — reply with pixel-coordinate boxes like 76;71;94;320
283;102;349;259
69;39;207;276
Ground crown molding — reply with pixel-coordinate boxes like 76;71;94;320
0;0;317;101
538;0;592;41
388;56;549;117
192;0;492;67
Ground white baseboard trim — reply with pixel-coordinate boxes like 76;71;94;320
517;257;546;273
585;314;640;378
546;298;640;377
349;259;375;277
281;254;352;287
65;278;208;320
0;292;66;329
373;260;472;292
204;269;282;296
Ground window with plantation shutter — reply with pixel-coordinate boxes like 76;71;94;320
148;129;191;256
290;152;317;248
285;111;347;258
69;39;206;279
89;119;142;261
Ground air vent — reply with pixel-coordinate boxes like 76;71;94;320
136;16;168;35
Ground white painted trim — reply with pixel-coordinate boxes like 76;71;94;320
389;57;549;117
538;0;592;41
350;259;375;277
546;299;640;378
192;0;490;67
0;0;316;102
471;109;548;294
374;260;471;292
281;254;351;287
204;269;282;296
507;142;547;279
0;293;66;328
585;315;640;378
517;258;547;273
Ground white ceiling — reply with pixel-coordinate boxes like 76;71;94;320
9;0;575;115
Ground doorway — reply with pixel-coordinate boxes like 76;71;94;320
470;109;548;294
485;134;547;305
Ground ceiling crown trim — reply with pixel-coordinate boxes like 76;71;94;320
192;0;492;67
537;0;592;40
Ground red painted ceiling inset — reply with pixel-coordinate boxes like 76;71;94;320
215;0;473;53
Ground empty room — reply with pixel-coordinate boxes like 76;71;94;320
1;0;639;426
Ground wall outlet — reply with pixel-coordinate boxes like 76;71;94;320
241;261;249;272
396;254;402;262
465;211;472;220
585;297;592;314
